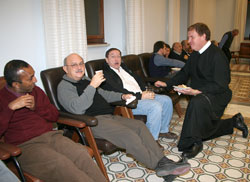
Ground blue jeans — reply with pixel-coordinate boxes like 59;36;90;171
132;94;173;140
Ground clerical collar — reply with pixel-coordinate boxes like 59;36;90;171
199;41;211;54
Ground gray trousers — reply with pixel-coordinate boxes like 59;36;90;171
18;131;106;182
93;115;164;169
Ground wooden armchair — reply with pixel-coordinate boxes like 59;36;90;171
41;66;144;181
40;67;111;180
0;77;95;181
231;42;250;64
0;142;42;182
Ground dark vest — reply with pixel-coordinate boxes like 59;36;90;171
222;32;233;61
222;31;233;49
64;79;114;116
149;54;171;77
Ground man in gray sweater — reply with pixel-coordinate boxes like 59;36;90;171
57;53;190;181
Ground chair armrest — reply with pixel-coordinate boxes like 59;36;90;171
59;111;98;127
57;117;86;128
0;147;10;160
0;142;21;157
110;99;138;109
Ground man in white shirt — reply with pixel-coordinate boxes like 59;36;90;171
102;48;178;148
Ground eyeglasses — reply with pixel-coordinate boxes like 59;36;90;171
66;62;84;69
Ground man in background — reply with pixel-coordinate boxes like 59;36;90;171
149;41;185;78
181;40;193;60
219;29;239;62
169;42;187;63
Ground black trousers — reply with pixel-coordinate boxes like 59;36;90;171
177;94;234;151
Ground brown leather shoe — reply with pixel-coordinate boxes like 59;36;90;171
159;132;178;139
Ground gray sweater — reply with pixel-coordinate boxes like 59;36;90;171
154;54;185;68
57;75;123;114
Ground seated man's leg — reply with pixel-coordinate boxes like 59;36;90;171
93;115;164;169
92;115;191;177
18;131;105;182
0;160;20;182
132;99;162;140
153;94;175;136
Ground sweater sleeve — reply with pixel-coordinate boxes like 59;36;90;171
97;87;123;103
0;103;15;137
154;54;185;68
58;80;97;114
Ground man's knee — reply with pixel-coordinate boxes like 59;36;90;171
189;94;207;107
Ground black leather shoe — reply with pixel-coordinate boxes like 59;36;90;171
155;157;191;177
163;174;178;182
233;113;248;138
182;143;203;159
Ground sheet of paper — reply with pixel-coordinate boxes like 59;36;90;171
126;96;136;105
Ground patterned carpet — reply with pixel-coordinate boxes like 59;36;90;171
229;71;250;106
230;63;250;73
102;112;250;182
102;63;250;182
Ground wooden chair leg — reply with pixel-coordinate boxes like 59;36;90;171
82;127;109;181
114;106;134;119
174;102;183;118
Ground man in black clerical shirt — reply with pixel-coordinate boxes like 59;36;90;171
155;23;248;159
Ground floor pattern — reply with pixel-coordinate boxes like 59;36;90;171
229;71;250;106
102;112;250;182
230;63;250;73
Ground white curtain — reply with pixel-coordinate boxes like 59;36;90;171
125;0;145;54
231;0;248;51
42;0;88;68
167;0;181;47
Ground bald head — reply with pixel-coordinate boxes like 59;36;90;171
63;53;85;81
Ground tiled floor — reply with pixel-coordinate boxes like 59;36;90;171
102;111;250;182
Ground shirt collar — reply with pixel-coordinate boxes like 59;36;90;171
110;65;121;73
199;41;211;54
5;85;26;97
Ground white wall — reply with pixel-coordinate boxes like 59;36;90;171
180;0;189;41
0;0;46;88
215;0;235;41
189;0;235;42
144;0;166;52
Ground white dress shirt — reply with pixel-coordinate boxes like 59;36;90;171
110;66;142;94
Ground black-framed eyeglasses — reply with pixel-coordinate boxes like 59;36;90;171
66;62;84;69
